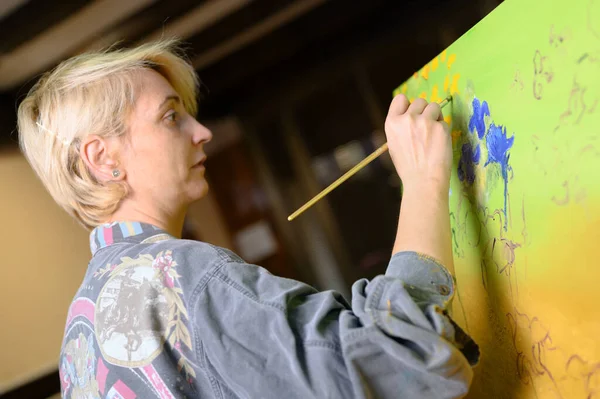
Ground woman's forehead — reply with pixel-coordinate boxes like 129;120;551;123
135;69;179;112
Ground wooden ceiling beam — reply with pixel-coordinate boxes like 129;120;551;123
0;0;158;91
192;0;327;70
0;0;29;20
142;0;251;43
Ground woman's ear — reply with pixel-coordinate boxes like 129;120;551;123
80;135;125;181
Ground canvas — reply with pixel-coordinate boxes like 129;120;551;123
395;0;600;397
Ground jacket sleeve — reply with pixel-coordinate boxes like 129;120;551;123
191;250;479;399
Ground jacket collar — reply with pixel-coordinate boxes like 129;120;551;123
89;221;174;256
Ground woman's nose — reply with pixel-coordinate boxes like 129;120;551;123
193;120;212;145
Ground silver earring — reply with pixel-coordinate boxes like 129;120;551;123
112;169;120;178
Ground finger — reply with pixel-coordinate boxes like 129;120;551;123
407;98;428;114
437;110;445;122
423;102;441;120
388;94;410;115
436;99;447;122
439;120;450;134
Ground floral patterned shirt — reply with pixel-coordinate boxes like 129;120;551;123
59;221;478;399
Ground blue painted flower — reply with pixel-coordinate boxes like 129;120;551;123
485;123;514;169
485;123;515;230
468;98;490;139
457;142;481;185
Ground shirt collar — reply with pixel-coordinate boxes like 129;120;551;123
89;221;174;256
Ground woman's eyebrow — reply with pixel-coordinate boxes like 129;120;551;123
157;95;181;112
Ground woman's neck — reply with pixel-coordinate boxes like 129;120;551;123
109;199;187;238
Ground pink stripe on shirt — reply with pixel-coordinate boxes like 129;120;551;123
141;364;176;399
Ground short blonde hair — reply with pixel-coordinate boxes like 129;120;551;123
18;39;199;230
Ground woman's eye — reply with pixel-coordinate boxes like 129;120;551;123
166;111;179;123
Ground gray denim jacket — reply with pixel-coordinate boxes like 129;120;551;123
59;221;478;399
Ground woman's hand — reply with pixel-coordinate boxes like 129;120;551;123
386;94;455;273
384;94;452;195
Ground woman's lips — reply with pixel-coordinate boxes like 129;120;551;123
192;157;206;169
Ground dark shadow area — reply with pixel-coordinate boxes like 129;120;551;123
448;96;528;399
1;370;60;399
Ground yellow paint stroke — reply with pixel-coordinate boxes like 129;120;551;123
431;57;439;72
450;73;461;95
430;84;442;103
447;54;457;69
421;64;430;80
444;115;452;125
441;49;447;62
419;92;428;100
451;130;462;145
393;88;401;97
444;75;450;93
476;165;487;193
413;72;419;79
401;83;408;94
409;97;415;102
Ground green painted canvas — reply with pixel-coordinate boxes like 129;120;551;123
394;0;600;397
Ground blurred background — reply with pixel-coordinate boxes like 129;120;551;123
0;0;501;397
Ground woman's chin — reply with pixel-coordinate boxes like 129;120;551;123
189;180;209;202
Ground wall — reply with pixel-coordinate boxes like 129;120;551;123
0;152;89;393
397;0;600;397
0;152;232;393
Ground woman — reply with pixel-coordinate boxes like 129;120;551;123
18;40;478;398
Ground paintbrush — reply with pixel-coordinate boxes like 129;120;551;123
288;95;452;221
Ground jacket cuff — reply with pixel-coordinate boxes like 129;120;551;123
385;251;455;308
